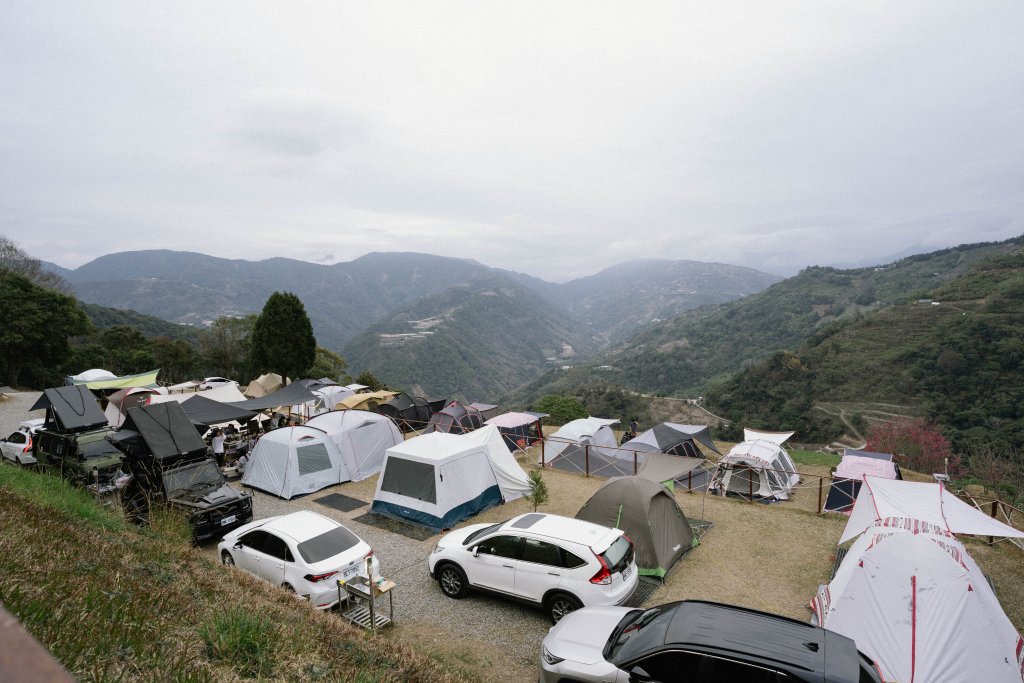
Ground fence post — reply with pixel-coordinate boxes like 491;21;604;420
818;477;824;514
688;469;693;493
541;438;546;468
633;449;638;476
585;445;590;477
990;500;999;545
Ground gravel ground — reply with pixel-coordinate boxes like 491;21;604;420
0;391;44;436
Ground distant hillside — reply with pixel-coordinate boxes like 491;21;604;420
706;247;1024;450
343;275;597;400
554;259;781;343
80;303;199;342
586;237;1024;396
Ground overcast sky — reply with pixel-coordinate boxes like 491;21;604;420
2;2;1022;281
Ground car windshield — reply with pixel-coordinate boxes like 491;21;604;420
463;522;503;546
606;604;678;665
296;525;361;564
164;461;223;496
79;439;121;459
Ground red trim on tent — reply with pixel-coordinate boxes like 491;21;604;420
910;575;918;683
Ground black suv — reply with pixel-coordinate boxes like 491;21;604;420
539;600;884;683
110;402;253;542
30;386;124;490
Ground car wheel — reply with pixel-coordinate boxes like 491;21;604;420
281;583;295;593
14;457;21;466
546;592;581;624
221;551;234;566
437;563;468;599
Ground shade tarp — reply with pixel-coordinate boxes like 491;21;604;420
742;428;794;445
812;524;1024;683
228;382;317;412
180;394;258;427
840;477;1024;544
114;402;208;460
31;385;108;432
68;368;160;390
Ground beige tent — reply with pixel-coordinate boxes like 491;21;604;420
245;373;287;398
337;390;398;411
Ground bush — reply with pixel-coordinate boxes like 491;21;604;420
532;394;587;426
866;418;961;476
199;608;280;678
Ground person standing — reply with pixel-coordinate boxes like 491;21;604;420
211;428;226;466
629;417;638;437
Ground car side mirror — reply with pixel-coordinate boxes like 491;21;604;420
628;666;654;683
233;542;243;550
472;546;480;557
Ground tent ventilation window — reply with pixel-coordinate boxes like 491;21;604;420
296;443;333;476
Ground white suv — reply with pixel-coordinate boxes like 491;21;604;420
428;512;639;623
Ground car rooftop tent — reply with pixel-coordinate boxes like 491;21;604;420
31;385;108;433
371;425;531;530
108;402;209;460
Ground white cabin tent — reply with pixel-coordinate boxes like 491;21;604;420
540;417;620;474
811;521;1024;683
241;426;349;499
305;410;403;481
709;439;799;500
371;425;531;530
823;454;899;513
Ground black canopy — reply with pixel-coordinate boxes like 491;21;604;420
111;402;207;460
180;394;258;427
30;385;107;432
227;382;316;412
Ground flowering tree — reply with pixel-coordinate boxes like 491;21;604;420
865;418;960;477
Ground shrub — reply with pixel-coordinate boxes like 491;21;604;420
865;418;960;476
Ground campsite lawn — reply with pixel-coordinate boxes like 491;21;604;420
789;449;841;469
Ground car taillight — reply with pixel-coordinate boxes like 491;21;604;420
23;437;32;453
303;571;338;583
364;548;374;560
590;552;612;585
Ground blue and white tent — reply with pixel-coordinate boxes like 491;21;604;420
371;425;530;530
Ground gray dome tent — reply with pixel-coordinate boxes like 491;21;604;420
575;476;696;580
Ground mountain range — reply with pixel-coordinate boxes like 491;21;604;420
47;250;778;398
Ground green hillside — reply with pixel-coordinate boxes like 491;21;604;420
706;248;1024;450
81;302;200;342
344;276;596;401
519;237;1024;400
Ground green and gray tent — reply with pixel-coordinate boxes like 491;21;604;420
575;476;696;580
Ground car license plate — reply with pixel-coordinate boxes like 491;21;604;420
622;565;632;580
220;515;237;526
343;565;359;579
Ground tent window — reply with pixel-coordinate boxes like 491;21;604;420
296;443;333;476
380;457;436;503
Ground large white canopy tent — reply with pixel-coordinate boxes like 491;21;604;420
304;409;403;482
241;426;348;499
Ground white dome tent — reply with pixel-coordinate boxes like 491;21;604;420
539;417;620;474
709;438;799;500
305;409;403;481
242;426;349;500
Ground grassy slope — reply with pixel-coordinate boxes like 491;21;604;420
0;465;476;683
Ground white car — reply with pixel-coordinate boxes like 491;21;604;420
218;510;379;609
427;512;638;623
200;377;238;391
0;419;44;465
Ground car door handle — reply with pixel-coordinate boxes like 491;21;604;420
502;564;514;569
548;572;560;576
